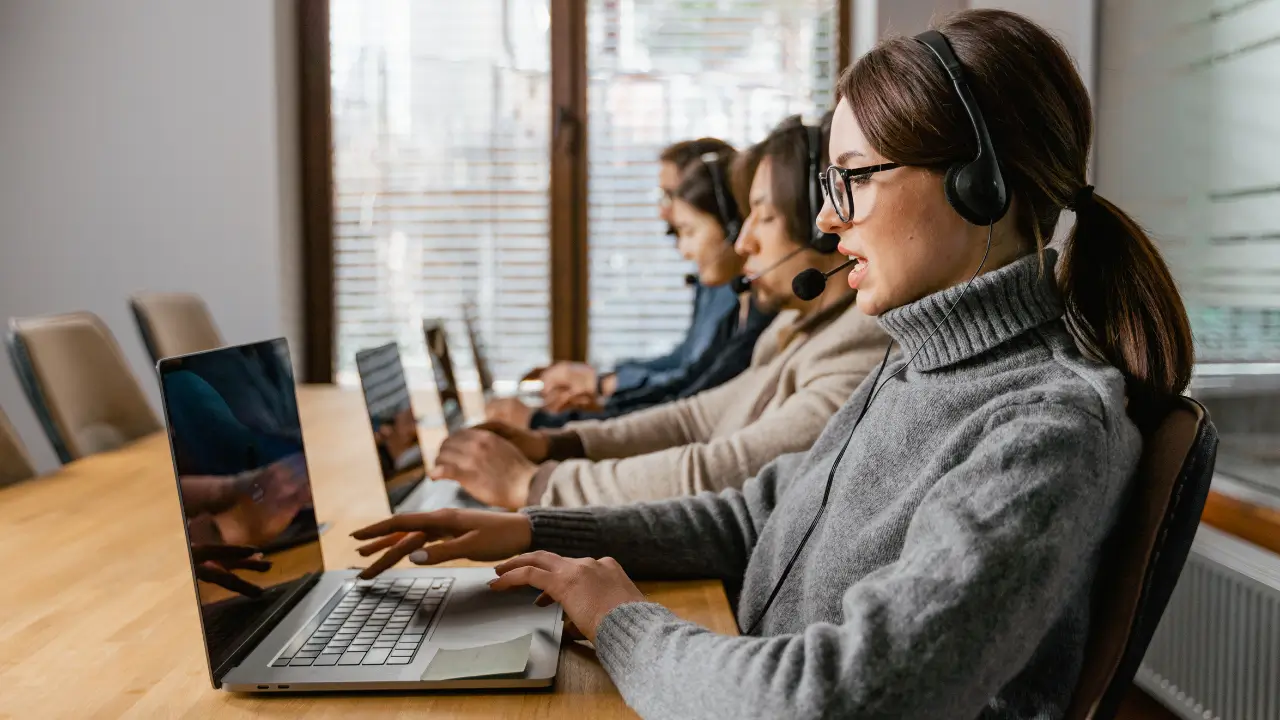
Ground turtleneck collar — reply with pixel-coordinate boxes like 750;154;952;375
876;249;1065;372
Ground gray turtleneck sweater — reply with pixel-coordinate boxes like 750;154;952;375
524;250;1142;719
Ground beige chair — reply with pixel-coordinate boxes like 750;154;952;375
130;292;224;364
7;312;160;464
1065;397;1218;719
0;407;35;486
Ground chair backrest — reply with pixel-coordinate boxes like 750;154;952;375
129;292;224;364
0;406;35;486
7;312;160;464
1066;396;1219;720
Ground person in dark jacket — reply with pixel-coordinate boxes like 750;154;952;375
525;298;774;429
515;140;735;404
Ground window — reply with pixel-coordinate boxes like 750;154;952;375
585;0;842;367
308;1;849;385
329;0;552;388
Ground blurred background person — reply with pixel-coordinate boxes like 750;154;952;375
522;138;752;413
490;146;776;430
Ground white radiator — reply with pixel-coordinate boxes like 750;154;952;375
1136;525;1280;720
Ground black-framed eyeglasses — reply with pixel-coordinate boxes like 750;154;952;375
820;163;902;222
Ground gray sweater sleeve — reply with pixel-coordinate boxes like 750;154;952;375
522;450;809;581
588;403;1131;719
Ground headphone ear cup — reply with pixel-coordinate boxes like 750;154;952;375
944;162;973;222
944;161;998;226
810;230;840;254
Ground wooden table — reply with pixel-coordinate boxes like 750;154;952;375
0;386;736;718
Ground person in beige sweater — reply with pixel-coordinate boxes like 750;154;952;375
430;115;890;508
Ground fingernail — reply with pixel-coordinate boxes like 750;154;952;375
409;550;429;564
487;578;498;586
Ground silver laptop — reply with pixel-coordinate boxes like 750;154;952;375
354;342;485;513
422;319;468;432
158;338;562;692
461;304;543;403
461;303;497;398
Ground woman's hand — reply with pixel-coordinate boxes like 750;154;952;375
538;362;598;399
490;551;646;643
352;508;533;580
429;428;539;509
542;387;601;413
485;397;534;428
472;421;550;462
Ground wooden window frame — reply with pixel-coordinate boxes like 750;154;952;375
298;0;851;383
549;0;589;364
297;0;335;384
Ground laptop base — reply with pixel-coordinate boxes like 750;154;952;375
394;479;488;514
221;568;563;692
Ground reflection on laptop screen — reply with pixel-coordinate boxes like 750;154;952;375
423;320;465;432
355;343;425;498
159;338;323;676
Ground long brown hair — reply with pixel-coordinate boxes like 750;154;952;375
839;9;1193;431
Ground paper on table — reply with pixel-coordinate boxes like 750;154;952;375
420;633;533;682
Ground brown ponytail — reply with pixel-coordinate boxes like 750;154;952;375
1060;193;1193;431
839;8;1194;432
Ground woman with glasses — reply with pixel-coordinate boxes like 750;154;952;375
352;9;1193;718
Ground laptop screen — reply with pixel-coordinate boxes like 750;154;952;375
461;303;494;393
423;320;466;432
355;343;425;496
158;338;323;679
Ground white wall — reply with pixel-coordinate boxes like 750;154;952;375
967;0;1096;98
0;0;302;472
851;1;1095;96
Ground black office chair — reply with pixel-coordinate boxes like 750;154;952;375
1066;396;1218;719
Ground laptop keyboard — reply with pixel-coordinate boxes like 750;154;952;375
270;576;453;668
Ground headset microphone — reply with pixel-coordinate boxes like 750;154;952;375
684;273;699;287
729;274;753;295
791;257;857;301
730;247;805;294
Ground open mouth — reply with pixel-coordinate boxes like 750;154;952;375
839;246;869;289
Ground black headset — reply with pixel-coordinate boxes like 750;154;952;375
700;151;743;245
914;30;1009;226
805;124;841;253
743;29;1008;637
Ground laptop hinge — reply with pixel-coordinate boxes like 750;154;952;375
212;571;323;687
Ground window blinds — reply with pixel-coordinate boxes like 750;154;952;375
585;0;840;367
330;0;552;388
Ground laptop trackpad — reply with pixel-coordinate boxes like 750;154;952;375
433;583;558;646
422;633;532;681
